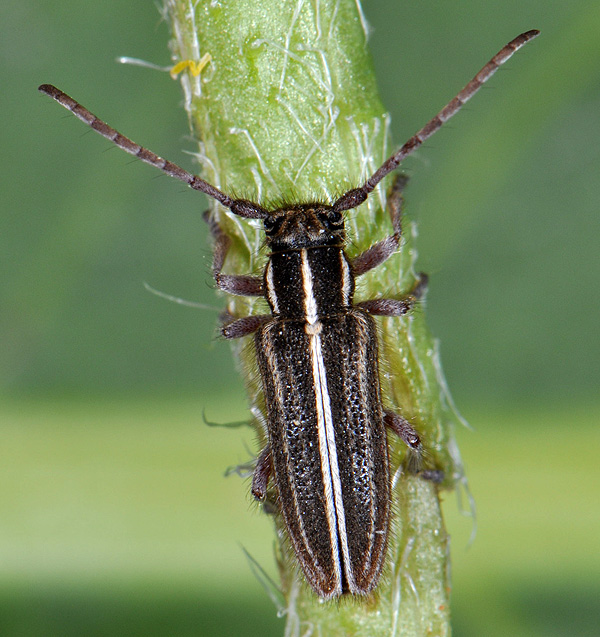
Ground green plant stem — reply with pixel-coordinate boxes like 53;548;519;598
164;1;465;634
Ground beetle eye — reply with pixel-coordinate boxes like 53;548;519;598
318;209;343;228
264;215;284;235
328;210;343;225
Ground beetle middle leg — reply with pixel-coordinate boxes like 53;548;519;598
357;272;428;317
221;313;271;339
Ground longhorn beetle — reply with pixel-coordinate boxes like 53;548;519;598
40;29;538;598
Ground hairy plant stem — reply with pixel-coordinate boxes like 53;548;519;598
164;1;466;634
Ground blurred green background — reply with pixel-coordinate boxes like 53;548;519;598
2;0;598;635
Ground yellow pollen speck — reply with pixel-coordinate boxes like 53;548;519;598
170;52;212;79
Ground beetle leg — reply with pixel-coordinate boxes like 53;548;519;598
203;210;264;296
351;174;407;277
251;445;273;500
419;469;445;483
383;409;421;451
357;273;428;317
385;411;445;481
221;313;271;339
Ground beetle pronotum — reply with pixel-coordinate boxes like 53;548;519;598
40;29;538;598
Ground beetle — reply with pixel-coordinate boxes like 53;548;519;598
39;29;538;598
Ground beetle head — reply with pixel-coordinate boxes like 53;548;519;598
263;204;345;252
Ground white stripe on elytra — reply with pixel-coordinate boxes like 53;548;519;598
310;334;346;594
303;249;355;593
263;326;328;586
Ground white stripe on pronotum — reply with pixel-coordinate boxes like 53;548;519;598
265;261;279;314
340;253;353;307
300;250;319;325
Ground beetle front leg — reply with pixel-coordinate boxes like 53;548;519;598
352;174;408;277
203;210;264;297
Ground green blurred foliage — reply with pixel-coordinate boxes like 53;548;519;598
1;0;599;635
2;398;599;635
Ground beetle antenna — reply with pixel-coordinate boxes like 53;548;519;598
38;84;269;220
333;29;539;213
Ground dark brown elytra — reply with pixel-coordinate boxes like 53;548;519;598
39;30;539;598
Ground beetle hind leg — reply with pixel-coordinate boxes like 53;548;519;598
251;445;272;500
384;409;421;450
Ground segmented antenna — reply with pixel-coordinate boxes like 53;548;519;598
333;30;539;212
38;83;267;220
39;30;538;217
